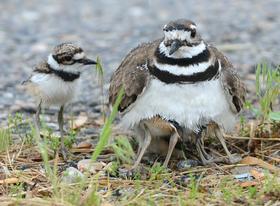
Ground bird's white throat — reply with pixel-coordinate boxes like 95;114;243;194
159;41;206;59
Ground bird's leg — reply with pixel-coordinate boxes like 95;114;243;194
197;137;212;160
196;127;213;160
214;127;241;164
131;123;151;170
163;131;180;167
195;127;214;165
34;100;42;139
196;143;211;165
58;105;67;160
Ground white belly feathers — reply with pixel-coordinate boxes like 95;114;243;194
29;73;79;106
121;78;236;132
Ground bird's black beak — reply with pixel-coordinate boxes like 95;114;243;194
169;39;182;55
78;58;97;65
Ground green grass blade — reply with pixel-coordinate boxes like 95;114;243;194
91;86;124;161
0;128;11;152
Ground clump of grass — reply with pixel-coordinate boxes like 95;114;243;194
82;186;101;206
95;57;106;119
27;118;60;197
0;128;11;153
95;57;104;79
247;63;280;122
91;86;124;161
111;136;135;164
8;182;25;198
149;163;168;181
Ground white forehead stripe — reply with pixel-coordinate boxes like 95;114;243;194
73;52;85;60
47;54;59;69
164;30;191;41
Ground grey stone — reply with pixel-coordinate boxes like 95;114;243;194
61;167;85;184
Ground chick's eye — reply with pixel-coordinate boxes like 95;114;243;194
191;30;196;38
65;56;72;61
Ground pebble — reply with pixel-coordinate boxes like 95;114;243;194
174;175;200;187
73;141;92;149
117;168;135;179
61;167;85;184
77;159;106;173
0;166;11;176
176;159;200;170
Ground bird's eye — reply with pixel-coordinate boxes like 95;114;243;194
191;30;196;38
65;56;72;61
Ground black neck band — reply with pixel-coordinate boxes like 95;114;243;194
155;47;210;67
148;60;219;84
34;64;80;82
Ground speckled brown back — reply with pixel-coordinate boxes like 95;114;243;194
109;39;162;111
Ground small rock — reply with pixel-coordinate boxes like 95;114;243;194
71;114;88;129
272;150;280;158
177;159;200;170
175;175;200;187
61;167;85;184
77;159;106;173
0;166;11;176
234;173;253;181
73;141;92;149
118;167;135;179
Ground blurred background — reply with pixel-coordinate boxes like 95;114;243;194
0;0;279;125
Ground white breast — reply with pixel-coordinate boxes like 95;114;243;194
121;78;236;132
29;73;79;106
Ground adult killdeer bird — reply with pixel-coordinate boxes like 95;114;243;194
23;43;97;159
109;19;245;168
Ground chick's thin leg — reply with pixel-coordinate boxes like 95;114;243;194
132;123;151;169
163;131;179;167
58;105;67;160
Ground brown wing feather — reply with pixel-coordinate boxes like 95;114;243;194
109;39;161;112
209;46;246;113
22;61;51;85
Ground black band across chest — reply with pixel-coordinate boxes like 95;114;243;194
34;65;80;82
155;47;210;67
49;68;80;81
148;60;220;84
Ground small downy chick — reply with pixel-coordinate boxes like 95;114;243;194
23;43;97;159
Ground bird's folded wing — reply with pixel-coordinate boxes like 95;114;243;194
109;40;161;112
22;61;51;85
210;46;246;113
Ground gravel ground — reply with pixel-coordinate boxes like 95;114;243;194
0;0;280;125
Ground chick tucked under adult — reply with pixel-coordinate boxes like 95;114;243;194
109;19;246;168
23;43;97;159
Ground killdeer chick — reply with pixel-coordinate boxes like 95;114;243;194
109;19;245;168
23;43;96;159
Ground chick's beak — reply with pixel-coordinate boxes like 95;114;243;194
78;58;97;65
169;39;183;55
